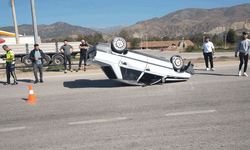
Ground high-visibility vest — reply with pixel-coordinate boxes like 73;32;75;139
6;49;15;63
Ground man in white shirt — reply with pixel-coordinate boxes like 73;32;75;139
202;37;215;71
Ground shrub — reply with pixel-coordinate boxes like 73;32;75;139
185;46;202;52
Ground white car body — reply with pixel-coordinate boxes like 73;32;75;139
87;43;194;86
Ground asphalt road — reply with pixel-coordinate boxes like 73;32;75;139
133;49;234;59
0;50;234;64
0;66;250;150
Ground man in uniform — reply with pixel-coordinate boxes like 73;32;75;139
76;38;92;72
29;44;45;84
59;39;74;73
1;45;18;85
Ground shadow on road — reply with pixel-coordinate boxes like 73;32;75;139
18;79;33;83
195;73;237;77
63;79;131;88
22;98;28;101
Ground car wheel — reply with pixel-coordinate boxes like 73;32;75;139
111;37;127;53
170;55;183;70
53;55;64;65
42;55;51;66
22;55;32;66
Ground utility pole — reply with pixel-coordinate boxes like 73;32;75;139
146;21;148;49
10;0;19;44
141;31;142;50
30;0;39;44
225;34;227;49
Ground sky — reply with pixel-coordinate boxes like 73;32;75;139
0;0;249;28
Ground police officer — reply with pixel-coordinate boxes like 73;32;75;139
1;45;18;85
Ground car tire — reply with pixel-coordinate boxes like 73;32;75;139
53;55;64;65
43;55;51;66
22;55;32;66
170;55;184;70
111;37;127;53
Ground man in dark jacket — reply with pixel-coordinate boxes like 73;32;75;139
29;44;45;84
76;38;92;72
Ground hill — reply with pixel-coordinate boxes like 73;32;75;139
90;25;128;34
0;22;98;39
107;3;250;39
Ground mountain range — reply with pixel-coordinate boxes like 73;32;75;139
107;3;250;39
1;3;250;41
90;25;128;34
0;22;98;39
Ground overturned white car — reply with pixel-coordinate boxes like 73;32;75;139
87;37;194;86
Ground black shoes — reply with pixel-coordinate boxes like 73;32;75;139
76;68;80;72
3;82;18;85
84;67;86;71
34;80;44;84
12;82;18;85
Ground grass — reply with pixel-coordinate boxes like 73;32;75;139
215;47;236;52
19;67;33;72
71;57;80;61
46;65;64;71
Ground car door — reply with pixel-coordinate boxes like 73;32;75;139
138;57;172;84
119;51;147;82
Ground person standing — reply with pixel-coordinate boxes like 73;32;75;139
76;38;92;72
59;40;74;73
1;45;18;85
29;44;45;84
202;37;215;71
235;31;250;77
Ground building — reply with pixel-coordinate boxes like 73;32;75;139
127;40;195;49
0;30;41;45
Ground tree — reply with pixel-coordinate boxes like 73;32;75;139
66;36;74;42
226;28;237;44
171;37;176;40
77;33;105;45
162;36;170;41
151;36;162;41
76;34;84;41
130;38;140;49
118;30;131;41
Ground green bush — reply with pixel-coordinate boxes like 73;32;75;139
19;67;33;72
46;65;64;71
185;46;202;52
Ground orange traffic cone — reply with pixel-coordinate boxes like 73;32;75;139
27;84;37;103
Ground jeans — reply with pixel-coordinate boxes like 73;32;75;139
6;62;17;83
239;53;249;72
79;51;87;68
64;55;72;70
203;52;214;68
33;63;43;81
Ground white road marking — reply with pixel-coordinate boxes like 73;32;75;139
0;127;26;132
165;110;217;117
69;117;128;125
